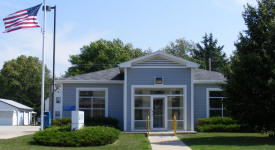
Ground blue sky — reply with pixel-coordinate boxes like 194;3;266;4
0;0;257;76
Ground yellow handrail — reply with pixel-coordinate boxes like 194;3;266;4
174;114;177;136
147;115;150;136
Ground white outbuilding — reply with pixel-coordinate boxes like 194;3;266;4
0;98;35;126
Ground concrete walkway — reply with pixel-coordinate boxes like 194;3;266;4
148;136;192;150
0;126;40;139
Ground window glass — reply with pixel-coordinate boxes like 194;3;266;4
209;91;224;97
168;96;183;107
135;88;183;95
135;109;150;120
210;110;222;117
56;97;61;103
209;90;225;117
79;98;91;108
135;96;150;107
93;98;105;108
168;108;183;120
79;90;105;118
210;98;222;108
55;111;60;117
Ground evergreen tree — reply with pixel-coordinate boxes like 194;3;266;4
224;0;275;136
193;33;228;71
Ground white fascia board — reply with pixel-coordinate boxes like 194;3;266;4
55;80;124;84
119;51;199;68
194;80;226;84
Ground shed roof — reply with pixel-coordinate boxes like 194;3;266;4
0;99;33;110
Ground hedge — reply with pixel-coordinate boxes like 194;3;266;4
85;117;119;129
197;117;240;132
198;124;240;132
52;118;71;127
33;126;120;147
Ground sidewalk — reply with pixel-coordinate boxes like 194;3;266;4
148;135;192;150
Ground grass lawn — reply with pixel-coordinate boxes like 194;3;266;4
0;133;151;150
178;132;275;150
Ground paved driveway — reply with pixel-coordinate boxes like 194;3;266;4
0;126;40;139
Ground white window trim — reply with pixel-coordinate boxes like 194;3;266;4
76;88;108;117
206;88;222;118
131;85;187;131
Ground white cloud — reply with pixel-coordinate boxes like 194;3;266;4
0;24;107;77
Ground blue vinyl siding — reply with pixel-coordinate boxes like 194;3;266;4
62;84;124;129
194;84;221;129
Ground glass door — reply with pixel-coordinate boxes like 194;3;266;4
152;97;165;129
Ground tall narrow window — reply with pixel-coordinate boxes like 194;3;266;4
78;90;106;118
209;90;226;117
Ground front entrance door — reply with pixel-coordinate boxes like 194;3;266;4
152;97;166;129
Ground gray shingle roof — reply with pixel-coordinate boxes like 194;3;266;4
193;69;225;80
61;67;123;81
0;99;33;110
61;67;225;81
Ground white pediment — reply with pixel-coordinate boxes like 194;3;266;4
119;51;199;68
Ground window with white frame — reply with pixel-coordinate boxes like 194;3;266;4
208;90;226;117
78;90;106;118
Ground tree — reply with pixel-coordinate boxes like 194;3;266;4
223;0;275;136
163;38;206;68
66;39;150;76
192;33;228;71
0;55;51;114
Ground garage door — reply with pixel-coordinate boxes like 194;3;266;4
0;111;13;126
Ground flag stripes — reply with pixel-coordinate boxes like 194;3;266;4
3;4;42;33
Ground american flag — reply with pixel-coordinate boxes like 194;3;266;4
3;4;42;33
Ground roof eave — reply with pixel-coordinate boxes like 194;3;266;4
194;80;226;84
55;80;124;84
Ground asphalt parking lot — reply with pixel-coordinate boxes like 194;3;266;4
0;126;40;139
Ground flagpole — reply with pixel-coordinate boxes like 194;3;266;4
41;0;47;130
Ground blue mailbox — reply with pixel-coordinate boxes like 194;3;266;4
43;111;51;128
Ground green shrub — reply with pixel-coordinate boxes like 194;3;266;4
52;118;71;127
197;117;237;126
197;117;240;132
33;126;120;147
85;117;119;129
198;124;240;132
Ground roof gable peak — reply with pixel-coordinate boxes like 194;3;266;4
119;51;199;68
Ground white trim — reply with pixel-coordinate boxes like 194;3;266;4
76;88;108;117
194;80;226;84
56;80;123;84
119;51;199;68
151;96;167;130
131;85;187;131
123;68;127;131
191;68;194;131
206;88;222;118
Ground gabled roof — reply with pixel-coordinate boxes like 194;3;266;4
0;98;33;110
58;67;225;84
119;51;199;68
